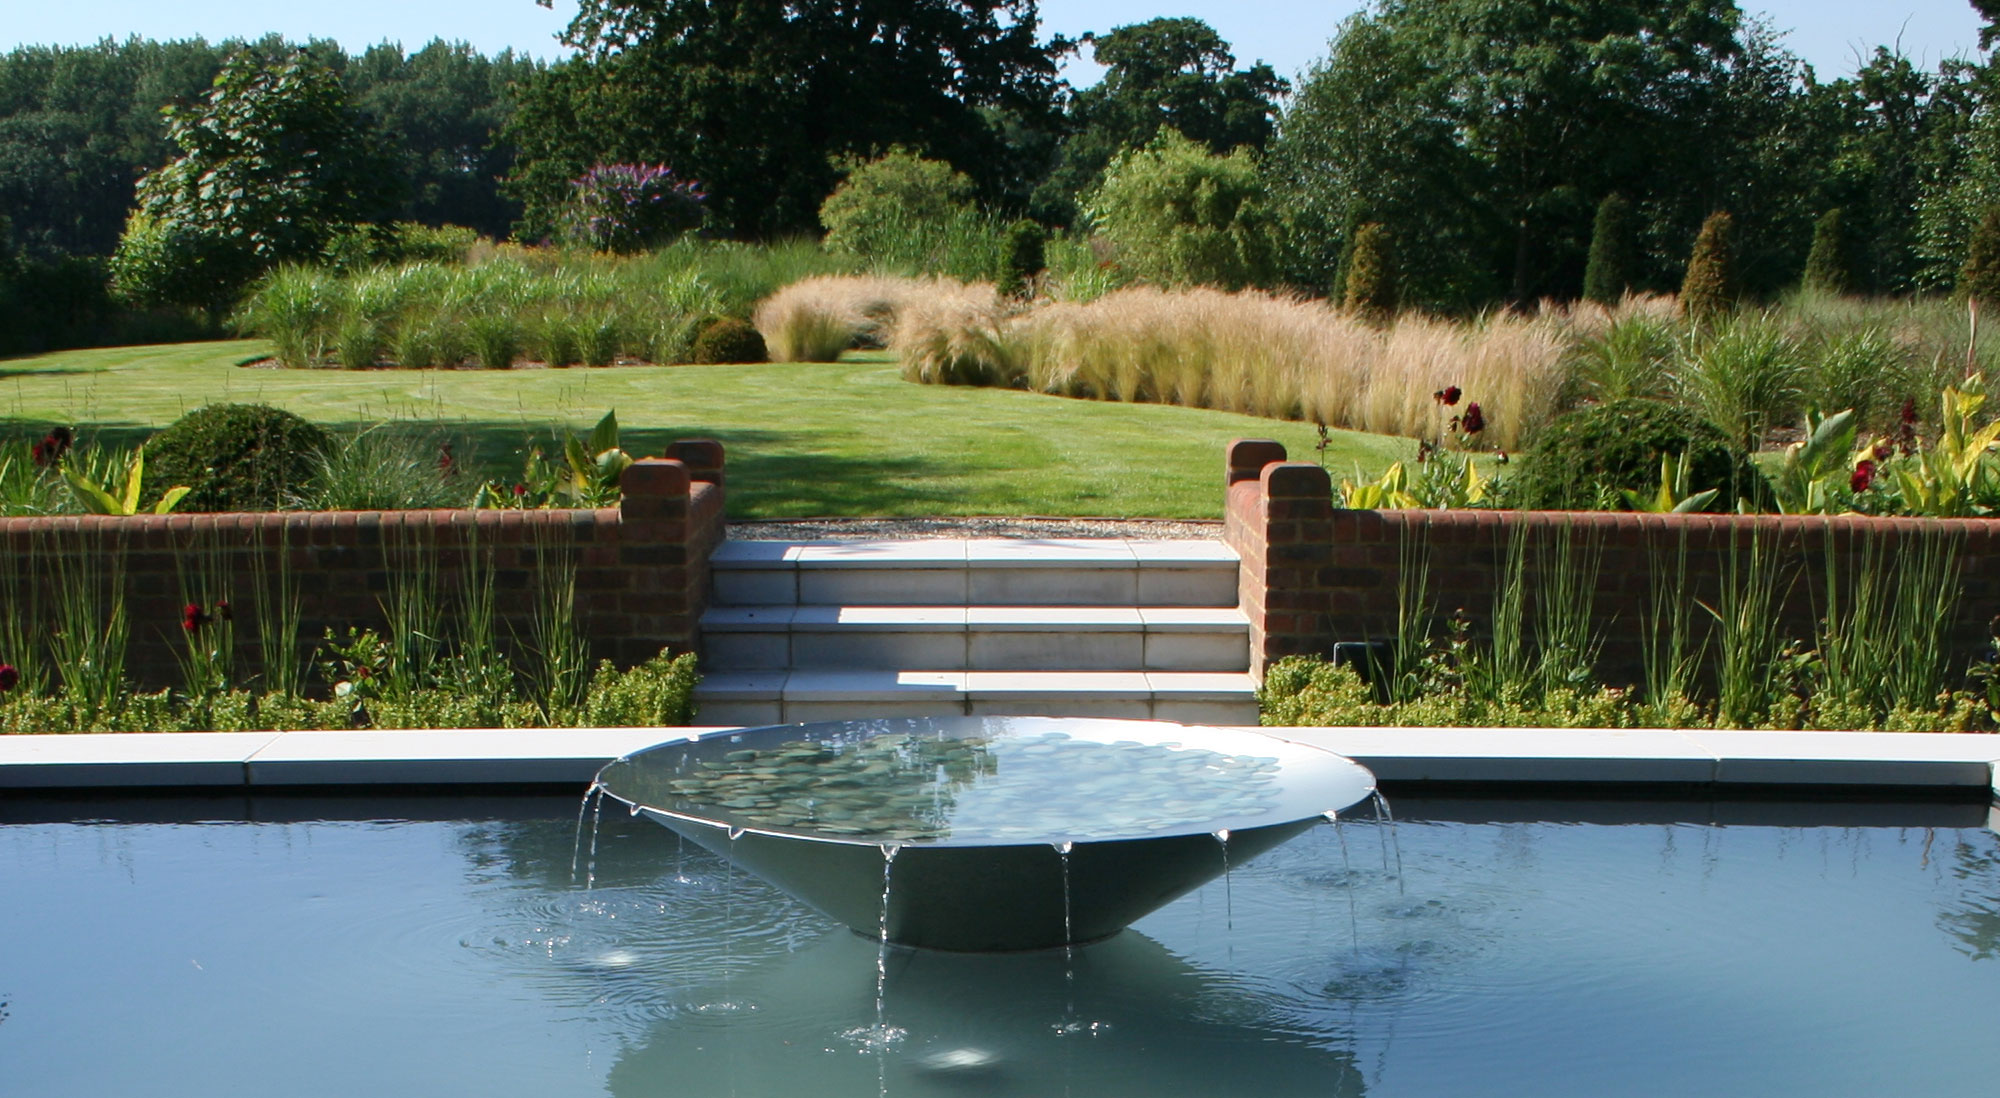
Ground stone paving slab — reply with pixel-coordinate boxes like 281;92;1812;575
3;726;1997;793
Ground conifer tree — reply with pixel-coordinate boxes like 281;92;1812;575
1342;221;1396;321
1680;211;1737;321
1581;193;1632;305
1961;206;2000;305
1801;208;1850;295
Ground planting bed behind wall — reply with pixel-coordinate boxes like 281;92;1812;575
0;442;726;691
1222;439;2000;682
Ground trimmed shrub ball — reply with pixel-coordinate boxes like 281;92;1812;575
687;317;768;365
144;403;332;512
1513;398;1765;511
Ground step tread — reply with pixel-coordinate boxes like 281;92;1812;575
710;538;1238;570
694;670;1257;701
702;604;1248;633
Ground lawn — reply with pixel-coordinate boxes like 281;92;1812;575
1;343;1415;519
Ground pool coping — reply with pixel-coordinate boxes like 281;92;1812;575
3;726;1998;801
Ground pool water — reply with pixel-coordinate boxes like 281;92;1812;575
3;796;1998;1098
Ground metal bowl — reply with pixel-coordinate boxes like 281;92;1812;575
595;716;1376;951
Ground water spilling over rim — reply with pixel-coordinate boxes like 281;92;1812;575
593;717;1377;849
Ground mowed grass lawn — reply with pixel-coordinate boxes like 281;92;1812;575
1;342;1417;519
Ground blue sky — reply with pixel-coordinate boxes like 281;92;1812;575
2;1;1985;84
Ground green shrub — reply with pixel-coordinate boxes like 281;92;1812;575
1088;130;1277;291
1961;205;2000;305
820;147;977;260
144;403;332;511
687;316;768;364
999;219;1047;298
465;315;521;369
582;650;700;726
1582;193;1633;305
1514;398;1762;511
1802;208;1851;295
1342;222;1395;320
1681;210;1738;320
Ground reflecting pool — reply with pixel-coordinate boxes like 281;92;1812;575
2;795;1997;1098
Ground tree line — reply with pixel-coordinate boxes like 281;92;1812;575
4;1;2000;350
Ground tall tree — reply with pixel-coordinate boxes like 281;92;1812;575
1271;0;1801;310
110;47;397;311
509;0;1067;239
1032;18;1287;224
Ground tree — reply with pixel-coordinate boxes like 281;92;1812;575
110;47;397;311
1033;18;1287;224
1342;222;1396;320
1087;129;1276;290
1682;210;1738;319
1271;0;1799;310
1961;206;2000;305
1802;208;1851;294
509;0;1066;239
1582;193;1633;304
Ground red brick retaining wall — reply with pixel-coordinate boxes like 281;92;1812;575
0;442;726;691
1222;439;2000;683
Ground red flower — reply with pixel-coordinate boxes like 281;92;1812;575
0;664;17;693
1461;402;1485;435
438;442;457;475
1898;398;1920;455
181;603;210;633
1851;460;1878;493
1872;438;1894;462
1434;386;1462;406
512;483;528;498
216;600;232;622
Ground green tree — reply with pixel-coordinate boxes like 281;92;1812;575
819;148;977;257
1582;193;1634;304
1033;18;1286;224
1271;0;1805;310
507;0;1066;240
1087;129;1276;290
1802;207;1851;294
1960;206;2000;304
1682;210;1739;319
110;47;397;311
1342;221;1396;320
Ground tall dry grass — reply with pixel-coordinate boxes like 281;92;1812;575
890;284;1602;450
754;275;938;362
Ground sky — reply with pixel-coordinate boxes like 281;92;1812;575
0;1;1985;85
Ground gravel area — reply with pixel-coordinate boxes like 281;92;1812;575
727;516;1224;541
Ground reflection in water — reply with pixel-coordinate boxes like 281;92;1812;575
605;927;1363;1098
1943;831;2000;961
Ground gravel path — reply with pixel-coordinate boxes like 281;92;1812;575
727;517;1224;541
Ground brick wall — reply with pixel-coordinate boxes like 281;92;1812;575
1222;439;2000;683
0;443;727;691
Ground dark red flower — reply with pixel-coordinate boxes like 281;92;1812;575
1434;386;1462;406
1872;438;1894;462
1461;402;1485;435
1416;439;1437;463
1898;398;1920;455
181;603;210;633
1851;460;1878;493
216;600;232;622
0;664;17;693
33;427;73;467
512;483;528;498
355;665;373;680
438;442;456;475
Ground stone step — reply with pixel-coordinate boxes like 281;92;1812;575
700;605;1250;672
694;669;1258;728
710;538;1240;607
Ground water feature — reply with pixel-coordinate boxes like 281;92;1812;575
5;794;1998;1097
593;716;1378;950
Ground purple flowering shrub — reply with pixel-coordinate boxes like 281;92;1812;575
563;163;705;253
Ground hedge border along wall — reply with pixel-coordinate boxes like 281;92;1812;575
1221;439;2000;684
0;440;726;692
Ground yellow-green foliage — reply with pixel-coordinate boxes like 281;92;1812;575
1088;130;1276;291
1681;210;1738;320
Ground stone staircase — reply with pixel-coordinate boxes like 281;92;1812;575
692;538;1260;726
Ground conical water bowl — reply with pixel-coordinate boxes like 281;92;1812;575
595;716;1377;951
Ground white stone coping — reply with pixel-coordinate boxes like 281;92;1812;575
710;538;1239;570
2;726;1998;794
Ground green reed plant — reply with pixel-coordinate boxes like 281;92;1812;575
307;424;466;511
1390;522;1435;705
251;523;305;698
1639;528;1704;720
1704;525;1789;728
1806;326;1902;432
1885;528;1964;713
380;528;445;698
171;528;236;703
238;265;340;367
0;532;48;698
1569;312;1675;403
1533;521;1604;697
465;315;521;369
1462;522;1531;705
1676;314;1806;449
452;525;511;708
526;526;590;718
47;533;129;720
